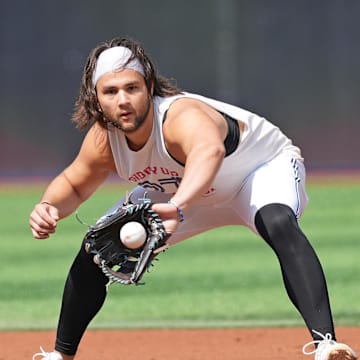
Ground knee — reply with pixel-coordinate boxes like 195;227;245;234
255;203;299;243
68;244;108;292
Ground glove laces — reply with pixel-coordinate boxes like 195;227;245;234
302;330;334;355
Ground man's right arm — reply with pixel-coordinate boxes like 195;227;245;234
29;122;116;239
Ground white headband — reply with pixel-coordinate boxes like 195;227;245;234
92;46;145;87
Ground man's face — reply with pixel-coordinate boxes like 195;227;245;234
96;69;151;133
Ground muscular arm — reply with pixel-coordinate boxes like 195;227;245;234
152;99;226;233
30;122;116;239
165;100;226;209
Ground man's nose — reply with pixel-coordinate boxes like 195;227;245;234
117;91;129;105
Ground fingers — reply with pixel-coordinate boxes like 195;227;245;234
151;203;178;219
151;203;180;235
29;202;60;239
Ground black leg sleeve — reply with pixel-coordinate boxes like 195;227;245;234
54;240;109;355
254;203;335;341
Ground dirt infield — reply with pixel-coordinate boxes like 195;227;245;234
1;327;359;359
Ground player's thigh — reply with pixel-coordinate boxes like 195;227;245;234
235;154;309;232
139;187;242;245
166;204;242;245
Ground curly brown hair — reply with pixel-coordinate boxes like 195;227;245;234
72;37;183;130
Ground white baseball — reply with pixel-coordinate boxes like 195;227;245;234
120;221;147;249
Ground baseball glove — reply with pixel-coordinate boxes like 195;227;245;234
83;197;170;286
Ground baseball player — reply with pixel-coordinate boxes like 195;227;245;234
30;37;357;360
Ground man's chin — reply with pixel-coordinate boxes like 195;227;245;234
121;124;139;133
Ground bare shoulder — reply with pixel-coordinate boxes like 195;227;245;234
85;122;109;149
166;97;213;118
164;97;227;140
79;122;116;172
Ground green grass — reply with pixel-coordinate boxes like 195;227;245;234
0;180;359;330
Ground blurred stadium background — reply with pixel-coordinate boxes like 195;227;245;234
1;0;359;179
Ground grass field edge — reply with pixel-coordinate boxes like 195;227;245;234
2;317;360;332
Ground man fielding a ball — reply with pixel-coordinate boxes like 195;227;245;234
29;37;357;360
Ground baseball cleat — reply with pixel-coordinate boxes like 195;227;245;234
302;330;357;360
32;346;64;360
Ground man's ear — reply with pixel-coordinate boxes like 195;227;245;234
150;82;155;96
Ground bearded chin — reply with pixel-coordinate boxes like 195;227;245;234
105;96;151;133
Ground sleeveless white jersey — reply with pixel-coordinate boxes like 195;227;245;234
108;92;302;206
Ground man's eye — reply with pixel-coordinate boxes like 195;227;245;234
127;85;138;92
105;88;117;95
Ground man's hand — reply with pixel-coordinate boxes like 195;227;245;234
151;202;182;235
29;202;60;239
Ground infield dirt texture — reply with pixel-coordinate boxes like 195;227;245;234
1;327;359;359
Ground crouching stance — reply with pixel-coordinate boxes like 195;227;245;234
30;37;357;360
